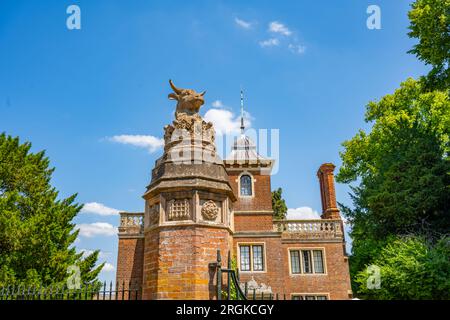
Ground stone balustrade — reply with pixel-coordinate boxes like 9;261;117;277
118;212;144;237
273;219;343;241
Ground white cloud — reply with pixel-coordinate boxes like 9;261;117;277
77;222;118;238
259;38;280;47
288;43;306;55
101;263;115;272
286;207;321;220
204;108;251;136
81;202;121;216
211;100;224;108
269;21;292;36
107;135;164;153
235;17;252;29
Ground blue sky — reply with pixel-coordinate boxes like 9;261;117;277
0;0;429;283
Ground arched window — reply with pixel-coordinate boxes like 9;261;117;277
240;174;252;196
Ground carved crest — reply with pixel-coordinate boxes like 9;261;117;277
201;200;219;221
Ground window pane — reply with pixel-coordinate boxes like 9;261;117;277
316;296;328;300
240;245;250;271
292;295;302;300
313;250;324;273
305;295;316;300
290;250;301;274
252;245;264;271
240;175;252;196
302;250;312;273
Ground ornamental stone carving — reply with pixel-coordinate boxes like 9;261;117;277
167;199;191;221
148;203;160;226
168;79;206;118
163;80;215;149
201;200;220;221
120;214;143;228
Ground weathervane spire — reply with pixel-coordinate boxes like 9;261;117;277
240;87;245;134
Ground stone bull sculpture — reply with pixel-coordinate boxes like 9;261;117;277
168;79;206;118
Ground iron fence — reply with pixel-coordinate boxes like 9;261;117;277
0;281;141;300
214;250;321;301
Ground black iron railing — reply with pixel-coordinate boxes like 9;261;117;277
214;249;247;300
0;280;141;300
213;249;303;301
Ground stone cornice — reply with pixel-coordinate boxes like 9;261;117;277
144;221;234;234
233;231;282;238
234;210;274;215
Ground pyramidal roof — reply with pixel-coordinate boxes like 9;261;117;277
226;134;268;162
223;89;273;169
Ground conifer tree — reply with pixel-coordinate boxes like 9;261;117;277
0;133;103;286
272;188;288;220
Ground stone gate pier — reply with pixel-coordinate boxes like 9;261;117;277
141;80;236;299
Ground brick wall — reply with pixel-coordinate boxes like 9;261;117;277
116;237;145;286
227;171;273;212
143;226;232;300
234;213;274;232
233;237;352;300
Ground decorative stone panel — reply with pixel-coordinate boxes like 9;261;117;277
201;200;220;221
148;203;160;226
167;199;191;221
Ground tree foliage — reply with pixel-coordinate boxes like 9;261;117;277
337;0;450;299
408;0;450;90
355;236;450;300
338;79;450;296
272;188;287;220
0;133;103;286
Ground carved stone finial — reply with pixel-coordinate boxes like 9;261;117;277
168;79;206;119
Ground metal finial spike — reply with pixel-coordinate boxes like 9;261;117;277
240;87;245;134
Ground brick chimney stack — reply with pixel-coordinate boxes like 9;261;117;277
317;163;341;219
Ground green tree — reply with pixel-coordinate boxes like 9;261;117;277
337;79;450;294
408;0;450;90
336;0;450;298
0;133;103;287
355;236;450;300
272;188;288;220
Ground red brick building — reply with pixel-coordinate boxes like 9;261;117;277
116;83;352;300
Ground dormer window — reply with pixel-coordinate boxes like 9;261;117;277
240;174;252;196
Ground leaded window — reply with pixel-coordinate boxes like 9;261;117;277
290;250;301;274
240;175;252;196
292;295;328;300
240;245;250;271
302;250;312;274
313;250;324;274
289;249;325;274
239;244;265;272
252;245;264;271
